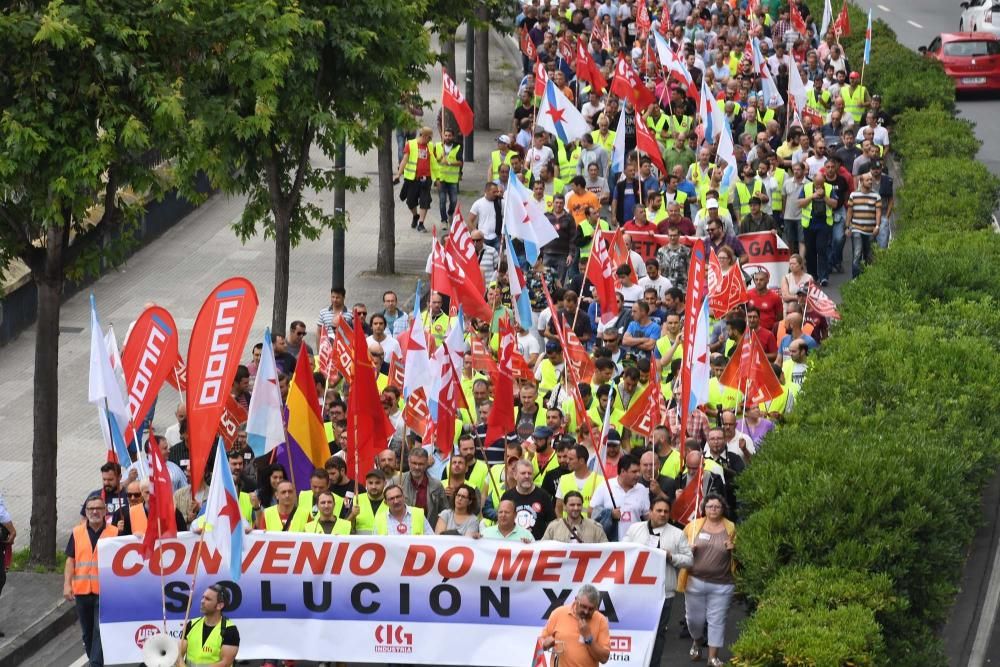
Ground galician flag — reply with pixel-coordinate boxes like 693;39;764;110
245;328;285;457
864;9;872;64
88;294;132;467
201;439;246;580
505;170;558;264
536;79;590;144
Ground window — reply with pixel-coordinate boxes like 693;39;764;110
943;40;1000;57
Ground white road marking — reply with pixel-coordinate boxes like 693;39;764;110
970;537;1000;667
907;19;924;28
69;656;88;667
877;3;891;12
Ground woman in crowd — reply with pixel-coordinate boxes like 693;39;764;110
680;494;737;667
780;253;813;314
435;483;481;537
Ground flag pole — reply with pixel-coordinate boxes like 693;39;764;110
180;532;207;636
156;517;167;633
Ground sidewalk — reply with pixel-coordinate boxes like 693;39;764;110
0;29;520;548
0;573;75;666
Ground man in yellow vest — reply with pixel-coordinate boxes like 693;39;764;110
180;584;240;666
797;172;838;286
840;72;871;126
422;291;453;345
435;128;463;226
555;444;604;517
394;126;440;232
257;480;307;532
303;489;352;535
489;134;515;181
354;468;390;534
63;494;118;667
375;484;434;535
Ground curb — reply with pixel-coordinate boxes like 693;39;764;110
0;600;76;667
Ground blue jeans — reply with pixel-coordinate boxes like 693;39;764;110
851;231;875;278
76;594;103;667
877;215;891;248
828;210;846;270
438;182;458;223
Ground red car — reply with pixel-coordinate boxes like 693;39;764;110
919;32;1000;92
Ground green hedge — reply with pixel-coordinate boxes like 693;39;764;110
731;2;1000;665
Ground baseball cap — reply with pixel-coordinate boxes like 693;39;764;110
497;134;512;144
365;469;386;481
533;426;554;439
545;340;562;354
849;71;860;80
606;429;622;446
706;198;720;209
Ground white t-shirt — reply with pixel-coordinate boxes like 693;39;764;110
517;332;541;362
590;478;651;540
639;275;672;300
805;155;828;179
366;334;401;362
469;196;499;240
525;145;555;180
855;125;890;147
617;284;644;309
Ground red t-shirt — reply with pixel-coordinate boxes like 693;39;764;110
752;326;777;356
656;217;696;236
748;289;784;333
404;141;432;179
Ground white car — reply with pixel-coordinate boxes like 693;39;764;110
960;0;1000;35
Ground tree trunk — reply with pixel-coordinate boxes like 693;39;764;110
29;227;64;568
272;207;291;334
376;121;396;275
474;8;490;131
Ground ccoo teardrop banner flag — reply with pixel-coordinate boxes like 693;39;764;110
121;306;179;448
185;277;259;495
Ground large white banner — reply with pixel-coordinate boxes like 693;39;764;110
98;532;667;666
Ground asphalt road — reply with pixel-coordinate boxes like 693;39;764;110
873;0;1000;178
32;596;742;667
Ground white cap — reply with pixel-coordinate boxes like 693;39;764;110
497;134;512;144
706;198;720;209
631;47;643;60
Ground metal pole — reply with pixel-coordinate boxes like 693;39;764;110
332;136;347;290
465;22;475;162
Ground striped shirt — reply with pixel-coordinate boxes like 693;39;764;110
848;190;881;235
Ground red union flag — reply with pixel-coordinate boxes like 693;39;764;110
720;332;783;403
806;282;841;320
585;229;619;324
520;26;537;60
533;58;548;98
634;111;667;175
790;1;808;34
218;396;248;449
186;277;259;495
558;35;576;69
591;21;610;51
121;306;179;444
576;37;608;94
445;205;485;296
442;69;474;135
708;253;749;319
486;316;516;446
317;326;335;381
834;0;851;36
739;231;789;290
332;320;355;382
657;4;671;36
610;54;656;112
564;326;595;384
635;0;651;37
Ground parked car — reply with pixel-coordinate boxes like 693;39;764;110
919;32;1000;92
960;0;1000;35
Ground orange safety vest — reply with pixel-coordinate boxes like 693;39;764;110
130;504;148;536
71;523;119;595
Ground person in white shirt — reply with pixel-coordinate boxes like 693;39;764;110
468;181;501;246
623;497;693;667
589;454;650;541
580;90;606;127
719;410;756;462
516;322;542;366
525;131;556;180
639;261;672;300
366;315;401;361
164;404;185;447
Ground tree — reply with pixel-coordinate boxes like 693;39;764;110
0;1;186;566
178;0;433;333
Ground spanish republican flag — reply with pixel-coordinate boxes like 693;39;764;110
286;342;329;468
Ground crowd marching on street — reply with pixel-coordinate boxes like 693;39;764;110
14;0;901;666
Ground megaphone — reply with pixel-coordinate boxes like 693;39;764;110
142;632;180;667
